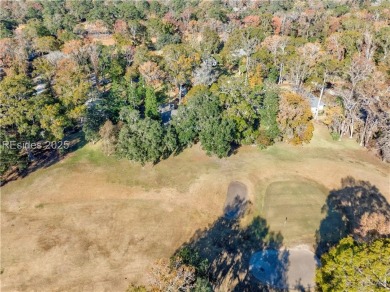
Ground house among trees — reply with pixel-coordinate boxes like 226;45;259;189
309;93;325;115
293;86;325;115
158;102;178;125
1;0;389;171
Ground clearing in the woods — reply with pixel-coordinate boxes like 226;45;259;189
1;124;389;291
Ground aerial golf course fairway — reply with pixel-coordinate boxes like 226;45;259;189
1;124;389;291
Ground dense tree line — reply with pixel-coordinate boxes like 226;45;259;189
316;237;390;291
1;0;389;175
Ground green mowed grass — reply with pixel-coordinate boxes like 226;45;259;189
56;141;220;192
261;178;328;247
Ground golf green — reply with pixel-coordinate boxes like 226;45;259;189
263;178;328;247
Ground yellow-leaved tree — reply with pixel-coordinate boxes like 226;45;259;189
277;92;314;145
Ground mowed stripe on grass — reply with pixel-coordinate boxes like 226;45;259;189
263;179;328;247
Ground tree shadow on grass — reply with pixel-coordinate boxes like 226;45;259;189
315;176;390;257
1;130;87;186
175;197;290;291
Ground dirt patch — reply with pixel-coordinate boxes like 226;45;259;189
249;249;288;289
250;245;318;290
224;181;249;219
286;246;319;290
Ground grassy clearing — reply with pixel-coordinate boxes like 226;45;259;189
1;124;388;291
63;141;222;192
262;178;328;247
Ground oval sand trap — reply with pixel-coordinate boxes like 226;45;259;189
250;245;319;290
224;181;248;219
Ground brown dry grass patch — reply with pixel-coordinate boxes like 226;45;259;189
1;124;388;291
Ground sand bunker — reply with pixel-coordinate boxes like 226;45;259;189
224;181;249;219
249;245;319;290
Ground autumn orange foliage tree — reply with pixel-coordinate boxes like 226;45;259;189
138;61;166;89
355;212;390;241
277;92;314;145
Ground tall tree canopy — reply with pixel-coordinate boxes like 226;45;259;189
1;0;389;172
316;237;390;291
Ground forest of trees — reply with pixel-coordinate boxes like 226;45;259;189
0;0;389;174
1;1;389;291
